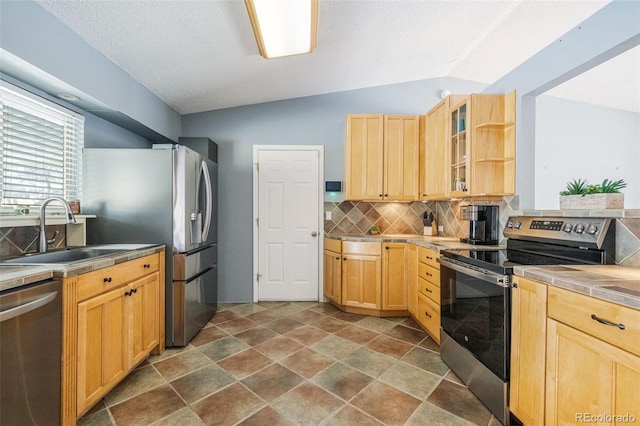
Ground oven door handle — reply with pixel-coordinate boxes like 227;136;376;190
438;257;510;288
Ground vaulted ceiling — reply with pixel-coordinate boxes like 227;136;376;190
33;0;638;114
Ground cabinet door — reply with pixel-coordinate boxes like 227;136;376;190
417;292;440;343
76;286;127;414
384;115;419;201
341;254;381;310
128;272;160;368
423;99;449;200
546;319;640;425
323;249;342;304
448;98;470;197
345;114;384;200
510;277;547;426
407;244;418;315
382;243;407;310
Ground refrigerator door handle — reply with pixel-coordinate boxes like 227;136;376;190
201;160;213;242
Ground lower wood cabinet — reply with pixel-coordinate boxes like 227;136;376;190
411;247;441;343
323;238;342;305
63;250;165;425
511;276;640;426
341;242;382;311
407;244;418;316
382;243;408;310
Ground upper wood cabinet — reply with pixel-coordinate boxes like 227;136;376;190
345;114;419;201
447;91;516;198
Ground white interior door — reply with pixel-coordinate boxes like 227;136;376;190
255;147;322;301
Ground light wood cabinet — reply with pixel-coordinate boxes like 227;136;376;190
510;276;547;426
382;243;407;311
407;244;418;316
62;250;165;424
510;276;640;426
421;95;464;200
447;91;516;198
412;246;441;343
345;114;419;201
341;242;382;310
323;238;342;304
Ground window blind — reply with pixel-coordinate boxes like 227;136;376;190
0;80;84;207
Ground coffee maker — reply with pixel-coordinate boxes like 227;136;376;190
460;205;500;245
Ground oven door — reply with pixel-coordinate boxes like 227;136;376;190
439;257;511;381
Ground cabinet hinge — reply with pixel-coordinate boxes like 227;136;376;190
256;273;262;281
256;162;259;171
256;218;259;227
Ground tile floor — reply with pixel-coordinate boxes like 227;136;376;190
78;302;502;426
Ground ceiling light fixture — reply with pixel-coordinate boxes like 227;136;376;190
244;0;318;59
57;93;80;102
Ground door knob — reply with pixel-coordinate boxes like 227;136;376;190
311;231;318;237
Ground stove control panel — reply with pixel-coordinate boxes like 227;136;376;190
504;216;613;248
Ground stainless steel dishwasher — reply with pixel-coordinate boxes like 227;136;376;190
1;278;62;425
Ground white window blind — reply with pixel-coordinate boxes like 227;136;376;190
0;80;84;207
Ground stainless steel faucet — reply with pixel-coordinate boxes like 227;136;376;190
39;197;77;252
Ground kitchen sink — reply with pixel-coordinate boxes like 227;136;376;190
1;247;127;265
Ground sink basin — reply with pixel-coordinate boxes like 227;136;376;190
2;247;127;265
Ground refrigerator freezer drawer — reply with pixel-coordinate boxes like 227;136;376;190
172;266;217;346
173;244;216;281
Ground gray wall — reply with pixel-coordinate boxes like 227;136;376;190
182;77;487;302
85;112;153;149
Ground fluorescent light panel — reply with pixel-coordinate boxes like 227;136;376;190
245;0;318;59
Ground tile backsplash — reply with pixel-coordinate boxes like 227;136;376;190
0;224;67;257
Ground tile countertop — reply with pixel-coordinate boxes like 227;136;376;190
514;265;640;310
326;233;505;251
0;244;165;293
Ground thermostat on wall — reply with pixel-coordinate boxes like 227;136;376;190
325;181;342;192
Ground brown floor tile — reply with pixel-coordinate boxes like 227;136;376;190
109;384;186;426
283;325;329;345
311;303;340;315
198;336;250;361
103;365;166;407
217;348;273;379
208;310;240;325
241;363;304;402
384;324;428;345
153;349;212;381
215;317;258;334
331;311;366;323
351;381;421;425
265;317;306;334
308;316;351;333
147;345;193;364
312;362;374;401
286;308;327;324
190;326;228;347
192;383;265;425
401;347;450;376
271;382;344;425
254;336;304;361
399;316;423;331
335;325;380;345
324;405;384;426
418;336;441;353
234;327;279;346
237;406;294;426
366;335;413;359
170;365;235;403
445;369;464;385
244;309;284;324
280;348;335;378
427;380;492;425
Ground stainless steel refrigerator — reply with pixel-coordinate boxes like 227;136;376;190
83;139;218;347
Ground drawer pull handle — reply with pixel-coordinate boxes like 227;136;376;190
590;314;625;330
125;289;139;297
425;288;432;293
425;272;432;277
103;277;112;283
143;263;151;268
424;311;432;318
425;256;433;260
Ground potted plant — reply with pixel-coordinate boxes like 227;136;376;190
559;178;626;209
368;225;380;235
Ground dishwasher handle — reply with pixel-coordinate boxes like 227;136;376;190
0;291;58;323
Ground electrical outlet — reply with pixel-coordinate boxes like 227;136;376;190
438;225;444;232
325;211;332;220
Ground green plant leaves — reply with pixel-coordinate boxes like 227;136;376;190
559;178;626;196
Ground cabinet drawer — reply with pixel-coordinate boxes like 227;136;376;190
417;247;439;269
342;241;381;256
324;238;341;253
418;277;440;304
417;262;440;287
417;292;440;343
76;254;160;302
548;286;640;356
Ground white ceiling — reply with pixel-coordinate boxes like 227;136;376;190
32;0;638;115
